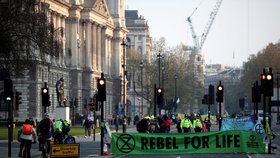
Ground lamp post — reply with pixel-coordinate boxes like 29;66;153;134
162;66;165;90
121;39;127;132
277;72;280;123
140;61;144;118
174;74;177;101
157;52;163;87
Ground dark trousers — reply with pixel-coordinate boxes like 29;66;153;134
183;127;191;133
19;139;32;158
195;127;202;133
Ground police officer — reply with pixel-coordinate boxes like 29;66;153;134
180;114;192;133
193;114;203;133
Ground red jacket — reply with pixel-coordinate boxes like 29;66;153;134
165;119;171;131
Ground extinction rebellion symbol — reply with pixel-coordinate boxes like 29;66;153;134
116;134;136;153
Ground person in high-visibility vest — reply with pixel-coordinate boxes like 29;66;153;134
193;115;203;133
180;115;193;133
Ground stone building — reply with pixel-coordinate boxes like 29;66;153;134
2;0;128;122
124;10;152;119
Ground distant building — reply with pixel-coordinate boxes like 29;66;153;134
204;65;243;115
125;10;152;118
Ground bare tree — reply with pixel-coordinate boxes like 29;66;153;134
0;0;62;76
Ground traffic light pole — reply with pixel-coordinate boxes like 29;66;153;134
100;101;104;156
268;96;272;154
121;40;127;133
8;101;12;157
218;102;221;131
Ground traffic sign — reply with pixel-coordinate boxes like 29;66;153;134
50;144;80;157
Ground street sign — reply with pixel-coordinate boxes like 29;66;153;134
50;144;80;157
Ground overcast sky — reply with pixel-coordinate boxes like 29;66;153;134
126;0;280;67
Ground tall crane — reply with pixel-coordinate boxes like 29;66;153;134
187;0;223;53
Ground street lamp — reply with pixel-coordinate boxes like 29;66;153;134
174;74;177;112
121;39;127;132
162;66;165;90
157;52;163;87
277;72;280;123
140;61;144;118
174;74;177;100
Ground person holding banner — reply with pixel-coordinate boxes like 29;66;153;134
193;115;202;133
204;117;211;132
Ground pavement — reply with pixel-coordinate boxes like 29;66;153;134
0;125;280;158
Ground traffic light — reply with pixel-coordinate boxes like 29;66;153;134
15;91;22;110
252;82;261;103
156;87;163;106
216;83;223;103
4;79;13;102
202;94;208;104
261;72;274;96
97;73;106;101
41;86;50;107
208;85;214;105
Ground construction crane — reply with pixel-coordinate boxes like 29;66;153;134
187;0;223;53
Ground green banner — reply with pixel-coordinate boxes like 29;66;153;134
112;130;265;155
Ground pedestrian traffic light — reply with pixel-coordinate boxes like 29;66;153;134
41;85;50;107
4;79;13;102
15;91;22;110
97;73;106;101
156;88;163;106
216;83;223;103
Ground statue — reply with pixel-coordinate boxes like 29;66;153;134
56;78;64;106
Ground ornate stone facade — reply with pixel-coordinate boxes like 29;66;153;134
12;0;128;121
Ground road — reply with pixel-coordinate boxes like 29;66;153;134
0;124;279;158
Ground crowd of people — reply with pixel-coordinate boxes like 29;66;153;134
17;113;71;158
136;113;212;133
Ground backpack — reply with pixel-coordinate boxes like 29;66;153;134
22;124;32;135
54;120;63;133
62;119;70;133
39;118;51;134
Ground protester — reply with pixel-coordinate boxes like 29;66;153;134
176;116;182;133
204;116;211;132
37;113;54;157
181;114;192;133
18;119;37;158
157;116;165;133
163;115;171;133
136;117;150;133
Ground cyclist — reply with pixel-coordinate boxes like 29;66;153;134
37;113;53;158
18;119;37;158
53;119;63;144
